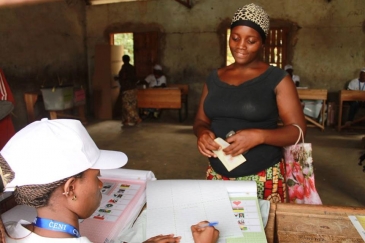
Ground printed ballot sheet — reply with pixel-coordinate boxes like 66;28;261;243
146;180;243;243
224;180;267;243
80;178;146;243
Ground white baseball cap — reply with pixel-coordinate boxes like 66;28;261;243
284;64;293;71
1;118;128;191
153;64;162;71
361;67;365;73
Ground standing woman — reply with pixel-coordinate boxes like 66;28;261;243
117;55;141;127
193;3;306;203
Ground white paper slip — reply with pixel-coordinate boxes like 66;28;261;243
213;137;246;171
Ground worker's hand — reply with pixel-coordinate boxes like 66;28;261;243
143;234;181;243
191;221;219;243
197;130;219;158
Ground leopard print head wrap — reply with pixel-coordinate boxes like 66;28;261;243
231;3;270;42
0;155;15;192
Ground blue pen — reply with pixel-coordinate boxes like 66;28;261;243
199;221;219;228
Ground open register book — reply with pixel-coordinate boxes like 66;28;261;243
145;180;267;243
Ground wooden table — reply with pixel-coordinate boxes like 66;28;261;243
24;91;87;124
297;89;328;131
337;90;365;131
137;87;187;122
167;84;189;121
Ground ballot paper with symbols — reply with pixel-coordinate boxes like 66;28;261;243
146;180;266;243
226;181;267;243
79;168;155;243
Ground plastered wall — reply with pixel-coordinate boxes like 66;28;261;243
0;0;364;129
0;0;87;130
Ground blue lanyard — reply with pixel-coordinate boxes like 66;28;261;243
33;217;81;238
359;80;365;91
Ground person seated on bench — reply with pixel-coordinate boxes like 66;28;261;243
346;68;365;125
140;64;167;119
0;119;219;243
284;64;300;87
143;64;167;88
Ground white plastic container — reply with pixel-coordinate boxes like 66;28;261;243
302;100;323;119
41;86;74;111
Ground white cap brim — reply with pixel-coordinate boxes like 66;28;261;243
91;150;128;170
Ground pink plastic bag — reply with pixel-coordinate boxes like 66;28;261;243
283;125;322;204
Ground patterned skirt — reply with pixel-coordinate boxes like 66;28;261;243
206;159;287;203
122;89;140;124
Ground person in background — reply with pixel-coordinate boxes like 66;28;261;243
144;64;167;88
193;3;306;203
1;118;218;243
116;55;141;127
346;68;365;125
140;64;167;119
284;64;300;87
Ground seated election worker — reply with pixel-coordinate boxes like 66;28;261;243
144;64;167;88
284;64;300;87
0;118;218;243
139;64;167;119
346;68;365;124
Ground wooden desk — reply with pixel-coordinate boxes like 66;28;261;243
337;90;365;131
24;91;87;124
137;88;184;121
297;89;327;131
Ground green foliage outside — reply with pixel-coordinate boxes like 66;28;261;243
114;33;134;65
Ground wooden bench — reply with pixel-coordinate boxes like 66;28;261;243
337;90;365;131
297;89;327;131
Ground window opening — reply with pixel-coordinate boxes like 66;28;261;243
112;33;134;65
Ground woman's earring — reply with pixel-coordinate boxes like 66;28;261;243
72;195;77;201
62;191;69;196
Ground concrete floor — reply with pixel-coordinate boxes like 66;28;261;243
86;115;365;208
